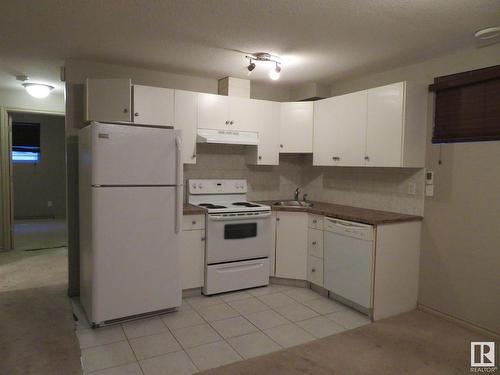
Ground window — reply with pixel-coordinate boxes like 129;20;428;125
12;122;40;163
429;64;500;143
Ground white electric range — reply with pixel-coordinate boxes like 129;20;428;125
188;179;272;295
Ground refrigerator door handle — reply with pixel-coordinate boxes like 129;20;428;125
175;134;183;233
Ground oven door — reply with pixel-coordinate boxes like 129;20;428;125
206;212;272;264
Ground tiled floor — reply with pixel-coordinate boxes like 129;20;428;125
75;284;371;374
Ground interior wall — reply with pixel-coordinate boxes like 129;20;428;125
64;59;294;296
12;113;66;219
326;44;500;334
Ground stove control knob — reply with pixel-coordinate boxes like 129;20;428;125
198;183;202;189
191;183;196;189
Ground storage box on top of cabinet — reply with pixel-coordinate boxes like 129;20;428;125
313;81;427;167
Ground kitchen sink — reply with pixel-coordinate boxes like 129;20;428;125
273;200;314;208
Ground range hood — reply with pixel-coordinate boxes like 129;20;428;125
197;128;259;145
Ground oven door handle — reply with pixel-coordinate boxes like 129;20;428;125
208;212;272;221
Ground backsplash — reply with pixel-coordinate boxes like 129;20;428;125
185;146;425;215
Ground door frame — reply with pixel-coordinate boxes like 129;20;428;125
0;107;65;250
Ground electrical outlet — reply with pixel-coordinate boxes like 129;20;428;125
47;201;53;207
407;182;417;195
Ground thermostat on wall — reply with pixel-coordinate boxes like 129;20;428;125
425;170;434;185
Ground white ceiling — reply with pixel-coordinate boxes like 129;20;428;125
0;0;499;92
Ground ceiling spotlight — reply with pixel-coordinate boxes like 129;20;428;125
245;52;283;80
247;60;256;76
22;83;54;98
269;63;281;81
474;26;500;40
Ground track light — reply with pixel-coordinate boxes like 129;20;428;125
269;63;281;81
245;52;282;81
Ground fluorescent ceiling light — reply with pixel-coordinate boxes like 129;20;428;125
22;83;54;98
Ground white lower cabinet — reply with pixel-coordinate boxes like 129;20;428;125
180;215;205;289
308;256;324;287
275;211;308;280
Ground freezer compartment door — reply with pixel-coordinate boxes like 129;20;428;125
91;186;181;323
91;122;177;186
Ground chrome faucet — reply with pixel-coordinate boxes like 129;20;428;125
294;187;301;201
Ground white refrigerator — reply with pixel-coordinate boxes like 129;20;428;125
79;121;183;326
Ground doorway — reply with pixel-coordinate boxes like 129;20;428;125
9;112;66;251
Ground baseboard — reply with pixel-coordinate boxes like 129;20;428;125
182;287;202;298
418;304;499;339
270;276;307;288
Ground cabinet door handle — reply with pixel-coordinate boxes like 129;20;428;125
123;108;128;113
225;120;230;125
192;220;196;225
365;156;370;161
312;241;317;245
134;112;139;117
312;219;317;223
201;236;206;241
192;154;196;158
276;217;280;221
280;144;283;148
258;156;262;160
311;268;316;273
230;120;234;125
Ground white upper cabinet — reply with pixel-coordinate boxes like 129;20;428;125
246;100;280;165
197;93;257;132
313;81;426;168
86;78;132;122
197;93;229;130
279;102;313;153
133;85;174;127
365;82;426;167
313;91;367;166
174;90;198;164
228;97;257;131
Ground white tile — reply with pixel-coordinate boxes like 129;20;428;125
248;284;290;297
296;316;347;338
210;316;258;339
228;297;269;315
283;287;321;302
129;331;182;360
140;350;197;375
263;323;315;348
185;295;223;310
244;309;290;330
186;340;242;371
172;323;222;349
122;317;168;339
325;309;371;329
81;341;136;373
161;309;205;330
197;303;240;322
273;302;319;322
227;331;282;359
301;297;350;315
90;362;143;375
219;290;253;303
257;292;296;309
77;326;126;349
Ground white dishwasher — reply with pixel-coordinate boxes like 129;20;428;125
324;217;374;309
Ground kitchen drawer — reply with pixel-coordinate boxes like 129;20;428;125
183;214;205;230
308;256;323;287
308;228;324;258
308;214;323;230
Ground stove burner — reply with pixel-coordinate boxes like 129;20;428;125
232;202;261;208
198;203;227;209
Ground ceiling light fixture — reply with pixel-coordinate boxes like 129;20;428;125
22;83;54;98
245;52;282;80
474;26;500;40
269;62;282;81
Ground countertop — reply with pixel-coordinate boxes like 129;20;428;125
183;203;206;215
184;200;422;225
258;200;423;225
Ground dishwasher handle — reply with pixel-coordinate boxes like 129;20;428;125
325;217;371;229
